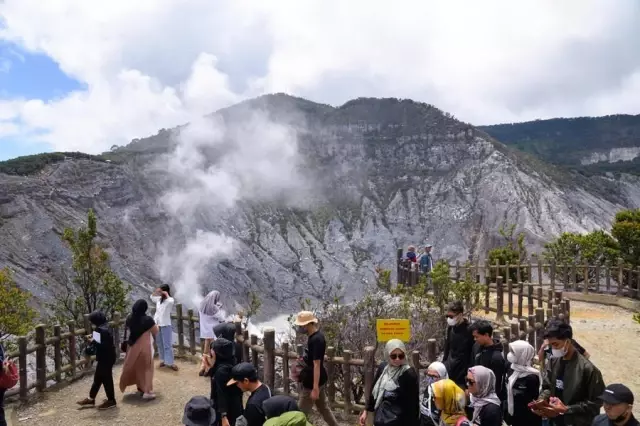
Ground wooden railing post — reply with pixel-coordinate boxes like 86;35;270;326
618;258;624;297
18;336;27;400
527;284;534;316
176;304;185;356
282;341;291;395
537;287;543;308
83;314;93;370
112;312;121;360
53;324;62;382
550;259;556;292
411;351;421;383
35;324;46;391
496;276;505;322
342;350;352;416
484;261;490;314
263;327;276;391
326;347;336;403
517;282;524;319
427;339;437;363
565;299;571;324
363;346;375;410
242;329;250;362
251;335;259;372
507;279;513;320
188;309;196;355
536;253;543;287
68;320;77;379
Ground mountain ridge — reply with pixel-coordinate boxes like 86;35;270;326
1;94;638;318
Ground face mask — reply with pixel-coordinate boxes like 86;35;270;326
296;326;307;335
507;352;516;364
550;341;568;358
446;317;457;326
612;410;630;423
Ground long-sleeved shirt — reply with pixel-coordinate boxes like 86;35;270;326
150;295;175;327
443;319;474;388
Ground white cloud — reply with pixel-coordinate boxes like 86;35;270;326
0;0;639;154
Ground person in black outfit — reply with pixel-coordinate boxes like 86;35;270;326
213;322;240;365
208;338;243;426
592;384;639;426
469;320;507;401
77;311;117;410
443;301;474;389
227;362;272;426
294;311;339;426
504;340;541;426
466;366;503;426
359;339;419;426
262;395;300;419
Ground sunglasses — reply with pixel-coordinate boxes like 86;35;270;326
390;353;406;360
466;379;476;386
427;374;439;379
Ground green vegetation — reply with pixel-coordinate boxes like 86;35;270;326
47;209;131;325
0;152;114;176
487;224;529;283
0;267;37;336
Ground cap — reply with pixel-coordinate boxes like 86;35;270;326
182;396;216;426
599;384;634;405
227;362;258;386
294;311;318;326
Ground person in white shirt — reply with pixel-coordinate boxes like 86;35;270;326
150;284;178;371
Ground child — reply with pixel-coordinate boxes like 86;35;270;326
77;311;117;410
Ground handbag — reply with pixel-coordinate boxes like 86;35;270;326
0;360;19;389
373;390;403;426
121;326;129;353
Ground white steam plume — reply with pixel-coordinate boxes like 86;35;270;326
156;106;308;309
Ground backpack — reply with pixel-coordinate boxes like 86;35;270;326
0;360;19;390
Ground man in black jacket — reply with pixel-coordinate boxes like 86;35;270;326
469;320;507;401
443;301;474;388
77;311;117;410
592;384;639;426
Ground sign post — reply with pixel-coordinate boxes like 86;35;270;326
376;319;411;342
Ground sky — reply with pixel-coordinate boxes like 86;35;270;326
0;0;639;161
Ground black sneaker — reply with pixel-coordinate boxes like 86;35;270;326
76;398;95;407
97;400;117;410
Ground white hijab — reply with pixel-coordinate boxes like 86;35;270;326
506;340;541;415
469;366;501;423
371;339;411;410
421;362;449;419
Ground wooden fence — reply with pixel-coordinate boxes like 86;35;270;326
5;296;569;415
397;248;640;299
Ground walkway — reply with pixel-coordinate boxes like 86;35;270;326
15;360;206;425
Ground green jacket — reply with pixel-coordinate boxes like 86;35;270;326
264;412;312;426
540;351;604;426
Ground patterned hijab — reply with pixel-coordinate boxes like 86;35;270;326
200;290;222;316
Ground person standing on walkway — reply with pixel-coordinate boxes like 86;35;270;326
227;363;272;426
592;384;639;426
360;339;419;426
504;340;541;426
469;320;507;401
466;366;503;426
119;299;159;400
77;311;117;410
151;284;179;371
208;338;243;426
443;301;474;389
294;311;340;426
198;290;226;376
533;320;604;426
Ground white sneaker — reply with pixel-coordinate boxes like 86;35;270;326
142;392;156;400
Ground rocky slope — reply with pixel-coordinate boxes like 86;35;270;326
1;95;639;318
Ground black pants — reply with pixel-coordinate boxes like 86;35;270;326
90;362;115;401
0;387;6;426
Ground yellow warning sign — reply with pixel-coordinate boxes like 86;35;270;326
376;319;411;342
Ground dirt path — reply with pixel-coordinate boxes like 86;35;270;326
14;360;208;425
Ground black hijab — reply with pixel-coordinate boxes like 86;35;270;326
89;311;108;327
126;299;156;345
262;395;300;419
211;338;235;364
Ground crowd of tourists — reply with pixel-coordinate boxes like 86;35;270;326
0;287;637;426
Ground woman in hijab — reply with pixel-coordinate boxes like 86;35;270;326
359;339;419;426
119;299;159;400
432;379;471;426
466;366;502;426
421;362;449;426
505;340;541;426
198;290;226;376
208;338;243;426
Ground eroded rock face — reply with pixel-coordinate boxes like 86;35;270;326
1;95;639;319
